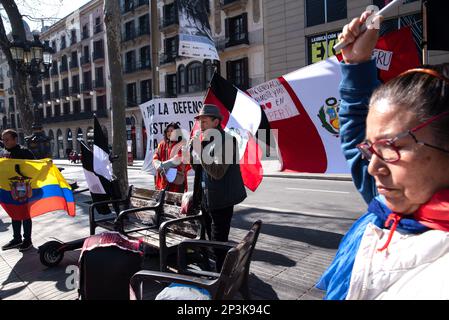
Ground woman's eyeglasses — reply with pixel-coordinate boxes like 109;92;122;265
357;111;449;163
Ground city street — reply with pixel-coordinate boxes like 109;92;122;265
0;164;367;300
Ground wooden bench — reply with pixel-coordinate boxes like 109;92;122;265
130;220;263;300
89;186;203;271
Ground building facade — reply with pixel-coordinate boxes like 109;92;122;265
263;0;449;81
39;0;110;158
121;0;151;160
157;0;265;99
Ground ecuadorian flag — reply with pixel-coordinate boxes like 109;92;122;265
0;158;75;220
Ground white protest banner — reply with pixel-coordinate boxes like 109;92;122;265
140;97;203;173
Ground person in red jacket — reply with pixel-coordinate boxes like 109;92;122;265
152;123;190;192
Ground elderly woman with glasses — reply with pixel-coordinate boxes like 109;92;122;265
317;11;449;300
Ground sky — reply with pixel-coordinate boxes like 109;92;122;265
2;0;92;33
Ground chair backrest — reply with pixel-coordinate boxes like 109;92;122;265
214;220;262;300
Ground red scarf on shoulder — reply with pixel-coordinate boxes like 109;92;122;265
378;189;449;252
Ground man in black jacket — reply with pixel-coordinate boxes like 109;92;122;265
190;104;247;272
1;129;36;252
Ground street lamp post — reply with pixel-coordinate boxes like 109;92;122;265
9;34;54;159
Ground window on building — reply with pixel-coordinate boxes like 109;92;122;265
125;50;136;73
163;2;178;27
187;61;203;93
373;0;418;9
203;59;216;89
82;24;89;39
63;102;70;115
225;13;248;47
54;104;61;116
53;81;60;98
126;82;137;106
164;36;178;61
95;17;103;33
140;79;152;103
70;51;78;68
95;67;104;88
60;35;66;49
124;20;135;41
178;65;186;94
51;40;57;52
83;45;90;63
83;71;92;91
46;106;52;118
96;95;106;111
138;14;150;35
8;97;14;111
70;29;77;45
306;0;347;27
16;115;21;128
307;31;340;64
84;98;92;113
72;74;80;94
45;84;51;100
74;100;81;114
93;40;104;60
226;58;249;90
62;78;69;96
166;74;177;97
123;0;134;12
139;46;151;69
10;113;15;128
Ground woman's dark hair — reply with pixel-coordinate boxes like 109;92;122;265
163;122;181;142
370;63;449;147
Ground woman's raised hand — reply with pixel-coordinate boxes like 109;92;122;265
339;11;382;64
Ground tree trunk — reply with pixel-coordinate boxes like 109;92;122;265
0;0;34;135
104;0;129;195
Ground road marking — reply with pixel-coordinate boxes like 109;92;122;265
285;188;350;194
237;204;356;220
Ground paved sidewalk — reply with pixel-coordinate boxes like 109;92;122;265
53;158;352;181
0;189;354;300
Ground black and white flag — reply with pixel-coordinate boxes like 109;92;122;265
80;117;114;212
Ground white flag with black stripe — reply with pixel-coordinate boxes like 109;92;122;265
93;116;113;181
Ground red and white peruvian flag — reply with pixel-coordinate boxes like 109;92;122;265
247;26;421;174
196;73;264;192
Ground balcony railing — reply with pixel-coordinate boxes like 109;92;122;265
60;88;70;98
81;55;91;65
225;34;250;48
159;53;177;65
81;82;92;92
138;26;150;37
122;28;136;42
139;60;151;70
161;15;178;29
94;24;103;34
93;79;105;89
51;67;59;76
93;50;104;61
82;30;90;40
137;0;149;8
41;108;107;123
51;91;60;99
70;59;79;69
60;63;69;73
70;86;80;95
124;63;137;74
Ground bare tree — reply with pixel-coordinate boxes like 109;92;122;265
0;0;35;135
104;0;128;194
